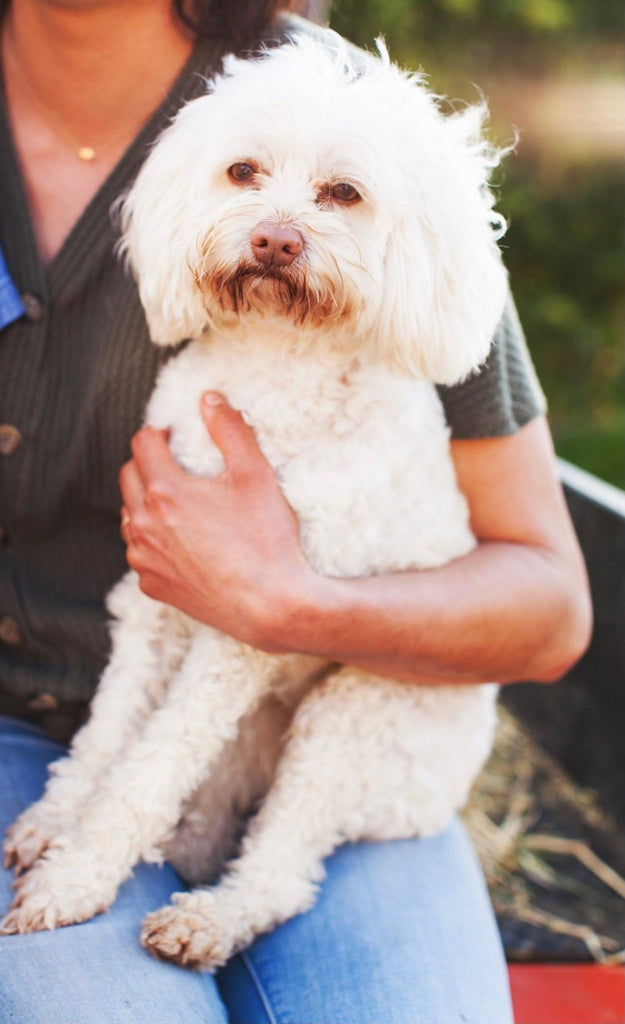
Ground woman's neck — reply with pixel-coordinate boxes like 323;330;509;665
4;1;194;147
2;0;195;264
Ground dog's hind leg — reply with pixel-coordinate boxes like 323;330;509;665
139;666;428;970
140;666;494;970
1;631;282;934
3;573;181;874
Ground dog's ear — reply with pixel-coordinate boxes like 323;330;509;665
116;112;211;346
371;97;509;385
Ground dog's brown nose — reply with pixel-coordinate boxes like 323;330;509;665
251;222;304;267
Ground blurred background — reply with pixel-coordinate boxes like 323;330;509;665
309;1;624;487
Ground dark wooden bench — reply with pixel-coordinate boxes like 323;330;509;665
493;461;625;1022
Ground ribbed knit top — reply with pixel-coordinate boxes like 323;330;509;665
0;20;545;710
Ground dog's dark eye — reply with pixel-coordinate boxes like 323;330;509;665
329;183;361;204
228;162;257;184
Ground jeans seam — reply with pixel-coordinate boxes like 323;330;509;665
239;950;279;1024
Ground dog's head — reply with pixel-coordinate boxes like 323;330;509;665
119;36;509;384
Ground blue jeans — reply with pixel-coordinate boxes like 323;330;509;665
0;716;513;1023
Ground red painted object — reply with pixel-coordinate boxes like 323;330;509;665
508;964;625;1024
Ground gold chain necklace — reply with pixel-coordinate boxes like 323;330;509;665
4;38;132;162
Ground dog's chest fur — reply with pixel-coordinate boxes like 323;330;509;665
147;329;475;579
141;328;483;883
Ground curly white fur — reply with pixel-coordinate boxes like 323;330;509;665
2;35;507;969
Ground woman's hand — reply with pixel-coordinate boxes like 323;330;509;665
120;406;591;685
119;392;315;650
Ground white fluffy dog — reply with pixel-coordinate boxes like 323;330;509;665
2;35;508;968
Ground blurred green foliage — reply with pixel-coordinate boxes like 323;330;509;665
330;0;624;70
501;160;624;486
329;0;624;486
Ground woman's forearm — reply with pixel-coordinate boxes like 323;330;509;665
121;403;592;688
264;537;592;685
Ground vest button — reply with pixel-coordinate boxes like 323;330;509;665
21;292;46;322
27;693;60;711
0;424;22;456
0;616;21;645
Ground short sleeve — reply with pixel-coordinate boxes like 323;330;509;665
436;291;547;440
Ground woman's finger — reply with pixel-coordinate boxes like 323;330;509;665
129;427;181;488
200;392;266;478
119;505;132;544
119;457;146;514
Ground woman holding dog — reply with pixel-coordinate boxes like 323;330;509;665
0;0;591;1021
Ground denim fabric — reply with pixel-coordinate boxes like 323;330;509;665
0;245;24;330
0;716;513;1024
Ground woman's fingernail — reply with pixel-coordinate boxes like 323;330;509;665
202;391;225;407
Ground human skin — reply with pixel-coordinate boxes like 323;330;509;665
1;0;194;264
3;0;593;688
119;394;593;686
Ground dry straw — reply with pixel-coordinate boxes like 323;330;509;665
464;707;625;965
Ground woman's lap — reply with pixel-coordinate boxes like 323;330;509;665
0;717;224;1024
0;715;513;1024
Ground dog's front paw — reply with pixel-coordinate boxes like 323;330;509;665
141;892;238;971
3;807;56;873
0;845;117;934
